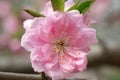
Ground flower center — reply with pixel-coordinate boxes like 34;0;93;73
57;40;64;47
54;40;65;53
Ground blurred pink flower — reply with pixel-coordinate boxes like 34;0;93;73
0;14;24;54
0;0;11;18
2;15;19;36
21;10;97;79
90;0;111;20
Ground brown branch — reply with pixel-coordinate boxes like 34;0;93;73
0;72;88;80
0;72;41;80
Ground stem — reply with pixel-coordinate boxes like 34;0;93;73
0;72;40;80
0;72;90;80
41;72;48;80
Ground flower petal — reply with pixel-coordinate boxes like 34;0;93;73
23;19;33;30
47;64;65;80
59;47;87;73
30;47;44;72
21;18;46;51
21;28;45;51
65;0;75;11
41;1;53;16
76;57;87;71
70;28;98;51
65;47;87;58
30;44;59;72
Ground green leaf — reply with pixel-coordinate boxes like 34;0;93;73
24;9;45;17
76;0;95;14
51;0;64;11
67;0;80;11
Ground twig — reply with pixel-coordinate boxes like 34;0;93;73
0;72;88;80
0;72;40;80
41;72;50;80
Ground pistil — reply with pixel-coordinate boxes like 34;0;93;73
54;40;65;53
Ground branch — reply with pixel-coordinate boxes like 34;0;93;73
0;72;41;80
0;72;87;80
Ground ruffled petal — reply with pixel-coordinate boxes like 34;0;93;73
65;0;75;11
21;18;47;51
30;44;59;72
21;28;45;51
48;10;83;40
60;47;87;72
65;47;87;58
30;47;44;72
69;28;98;51
23;19;33;30
41;1;53;16
47;64;65;80
59;51;74;73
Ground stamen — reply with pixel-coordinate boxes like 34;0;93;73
57;40;64;46
54;46;60;53
54;40;65;53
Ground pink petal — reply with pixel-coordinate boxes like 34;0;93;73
44;54;58;71
47;64;65;80
83;13;96;27
21;28;45;51
40;1;53;16
65;47;87;58
74;56;87;72
41;44;59;70
30;47;44;72
59;54;74;73
30;44;59;72
59;47;88;73
21;18;47;51
23;19;33;30
65;0;75;11
70;28;98;51
49;11;83;39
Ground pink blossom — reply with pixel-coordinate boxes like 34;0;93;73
21;9;98;79
21;0;98;79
